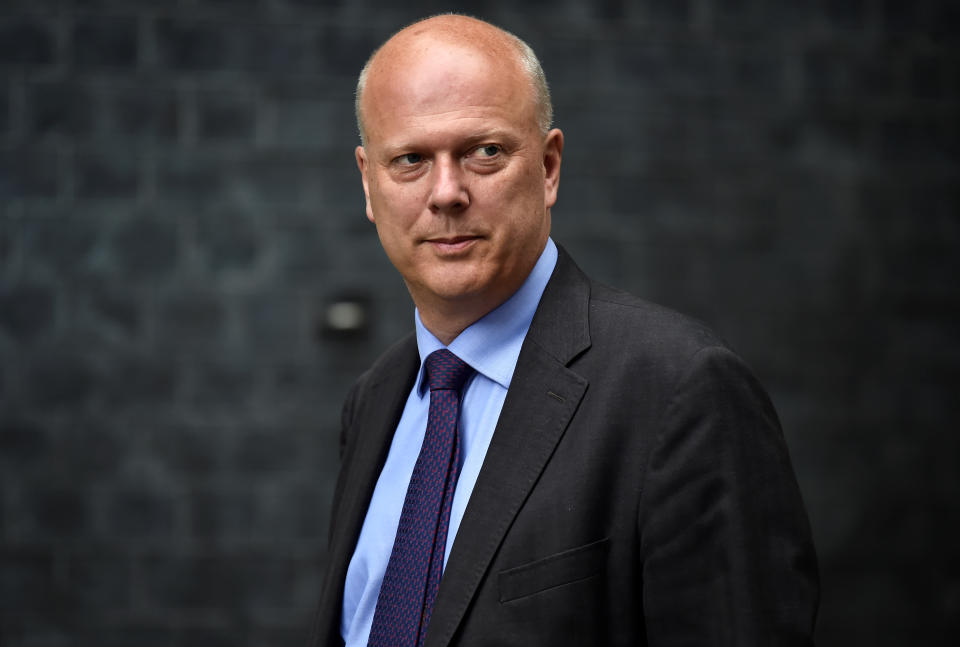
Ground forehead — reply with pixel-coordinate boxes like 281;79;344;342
362;35;536;146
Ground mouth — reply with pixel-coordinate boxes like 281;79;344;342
425;235;480;253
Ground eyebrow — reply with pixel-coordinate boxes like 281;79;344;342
460;129;519;147
379;128;522;159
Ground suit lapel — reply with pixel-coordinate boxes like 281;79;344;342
424;248;592;647
314;336;419;646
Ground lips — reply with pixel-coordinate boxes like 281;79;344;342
429;235;476;244
425;235;480;253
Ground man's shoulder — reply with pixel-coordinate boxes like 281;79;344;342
586;280;728;356
527;247;746;387
571;278;769;413
351;331;418;393
545;245;727;358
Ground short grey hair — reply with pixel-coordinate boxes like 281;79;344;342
354;18;553;145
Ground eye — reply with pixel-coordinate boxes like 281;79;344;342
395;152;423;166
474;144;502;158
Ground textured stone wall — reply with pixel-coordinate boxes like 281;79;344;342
1;1;957;645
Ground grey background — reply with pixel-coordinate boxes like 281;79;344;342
1;0;958;645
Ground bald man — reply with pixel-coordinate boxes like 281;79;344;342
311;15;818;647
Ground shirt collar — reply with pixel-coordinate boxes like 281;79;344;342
414;237;558;396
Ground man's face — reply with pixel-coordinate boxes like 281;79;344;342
356;36;562;323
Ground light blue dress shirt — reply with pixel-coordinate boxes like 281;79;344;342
340;238;559;646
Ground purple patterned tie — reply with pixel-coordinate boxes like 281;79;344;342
368;349;474;647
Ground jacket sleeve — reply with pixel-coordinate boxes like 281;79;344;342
638;344;819;645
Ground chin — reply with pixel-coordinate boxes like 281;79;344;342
423;271;490;303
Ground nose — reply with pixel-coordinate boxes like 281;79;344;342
428;156;469;214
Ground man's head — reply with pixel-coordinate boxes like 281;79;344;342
354;15;564;343
355;18;554;145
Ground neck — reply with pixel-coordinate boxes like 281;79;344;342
416;295;500;345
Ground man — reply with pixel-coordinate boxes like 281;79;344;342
312;14;818;647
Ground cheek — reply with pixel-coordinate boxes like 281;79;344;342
497;176;546;224
369;188;428;260
480;170;535;217
370;184;418;227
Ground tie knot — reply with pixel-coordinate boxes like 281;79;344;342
424;349;474;392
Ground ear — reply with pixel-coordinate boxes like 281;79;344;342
356;145;375;223
542;128;564;209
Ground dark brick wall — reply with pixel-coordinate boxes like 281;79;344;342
1;1;957;645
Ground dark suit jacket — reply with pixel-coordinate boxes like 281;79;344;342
312;247;819;646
